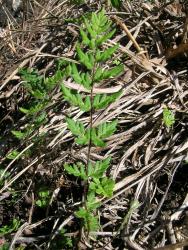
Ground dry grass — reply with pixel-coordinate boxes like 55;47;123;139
0;0;188;249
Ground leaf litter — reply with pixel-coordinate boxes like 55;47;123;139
0;0;188;249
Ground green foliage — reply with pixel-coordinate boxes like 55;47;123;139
102;64;124;79
75;192;101;231
110;0;122;9
70;63;92;89
59;228;73;248
6;8;122;243
93;64;123;82
66;118;117;147
64;162;87;180
0;169;10;187
96;44;119;62
19;68;44;98
11;125;34;140
118;199;140;234
62;85;122;112
94;91;122;109
90;177;115;197
76;45;94;70
19;103;47;116
97;120;117;139
36;189;50;208
75;207;99;231
19;67;64;98
0;219;20;236
11;130;28;140
50;228;73;249
61;86;91;111
15;246;26;250
88;157;111;178
6;150;20;160
65;158;112;181
14;63;68;141
0;243;10;250
61;9;124;109
59;10;123;236
163;107;175;128
34;112;48;126
66;118;85;136
113;58;121;65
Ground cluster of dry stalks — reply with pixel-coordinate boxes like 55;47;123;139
0;0;188;249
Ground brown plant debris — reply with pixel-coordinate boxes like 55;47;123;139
0;0;188;249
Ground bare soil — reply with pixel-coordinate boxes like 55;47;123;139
0;0;188;249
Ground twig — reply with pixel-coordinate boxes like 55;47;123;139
112;15;146;57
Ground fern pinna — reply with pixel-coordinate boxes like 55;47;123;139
61;10;123;236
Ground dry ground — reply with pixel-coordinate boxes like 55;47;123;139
0;0;188;249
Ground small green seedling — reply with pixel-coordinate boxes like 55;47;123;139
110;0;121;9
36;189;50;208
0;243;10;250
11;64;67;141
51;228;73;249
6;150;20;160
163;107;175;128
0;219;20;236
0;169;10;187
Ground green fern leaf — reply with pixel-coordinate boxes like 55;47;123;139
31;89;46;100
110;0;121;8
84;18;97;39
82;96;91;111
75;207;87;218
64;164;80;176
75;93;84;107
97;120;118;139
163;107;175;128
91;12;99;32
44;70;63;90
88;216;99;231
88;157;111;178
91;177;114;197
28;102;46;115
93;94;100;107
96;44;119;62
80;72;92;89
96;29;116;46
102;64;124;79
80;28;90;46
11;130;27;140
66;117;85;136
6;150;20;160
100;177;115;197
93;91;122;110
86;191;101;210
76;129;90;145
94;67;103;82
97;10;111;33
71;64;82;84
19;107;29;114
62;84;91;111
75;207;99;231
61;84;77;105
91;128;106;147
76;45;93;70
64;163;87;180
34;112;47;126
75;135;89;145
